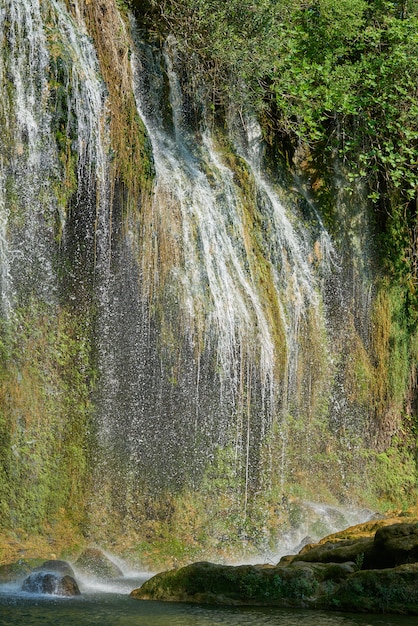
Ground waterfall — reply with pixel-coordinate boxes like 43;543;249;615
0;163;10;316
0;0;110;309
0;0;115;532
0;0;385;562
115;33;340;518
132;37;335;410
0;0;57;312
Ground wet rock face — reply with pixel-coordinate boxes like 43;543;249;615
21;560;80;596
21;571;80;596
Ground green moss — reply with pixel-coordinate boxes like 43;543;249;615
133;560;320;604
368;281;414;445
0;302;96;534
333;566;418;614
83;0;154;216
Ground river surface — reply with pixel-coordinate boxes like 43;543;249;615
0;577;416;626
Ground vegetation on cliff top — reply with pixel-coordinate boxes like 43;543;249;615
132;0;418;294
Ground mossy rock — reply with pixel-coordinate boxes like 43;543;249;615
131;516;418;614
131;561;321;606
292;537;374;565
331;564;418;614
294;521;418;571
366;522;418;569
131;557;418;613
288;560;356;582
74;548;123;580
315;513;418;544
0;558;45;582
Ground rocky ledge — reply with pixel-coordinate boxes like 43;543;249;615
131;515;418;615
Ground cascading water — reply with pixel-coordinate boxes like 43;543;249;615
0;0;110;306
0;0;114;532
0;164;10;316
0;0;58;312
87;31;339;537
135;44;278;389
0;0;381;565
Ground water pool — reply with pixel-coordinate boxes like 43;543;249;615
0;580;416;626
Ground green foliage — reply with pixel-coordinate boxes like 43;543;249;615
373;443;418;508
354;551;365;571
368;281;414;441
138;0;280;107
116;0;132;12
144;1;417;184
271;2;418;197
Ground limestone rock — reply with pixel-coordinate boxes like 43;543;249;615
292;537;374;565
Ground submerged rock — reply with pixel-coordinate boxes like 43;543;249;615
74;547;123;580
131;518;418;615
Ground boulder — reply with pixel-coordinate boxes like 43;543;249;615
74;547;123;580
0;558;45;583
131;560;321;606
21;560;80;596
365;522;418;569
131;557;418;614
292;537;374;566
22;571;80;596
331;563;418;614
33;559;76;578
